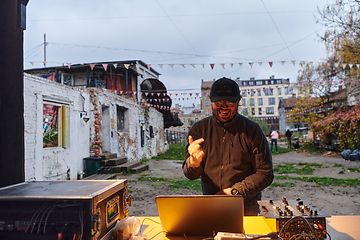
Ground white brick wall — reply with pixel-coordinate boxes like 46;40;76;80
24;73;168;181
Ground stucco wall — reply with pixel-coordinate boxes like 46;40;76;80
24;73;168;181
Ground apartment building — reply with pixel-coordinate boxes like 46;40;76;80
201;76;299;131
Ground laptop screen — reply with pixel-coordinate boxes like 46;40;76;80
156;195;244;236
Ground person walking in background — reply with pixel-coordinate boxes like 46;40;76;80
270;130;279;152
285;128;292;148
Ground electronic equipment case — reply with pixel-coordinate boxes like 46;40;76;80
0;180;131;240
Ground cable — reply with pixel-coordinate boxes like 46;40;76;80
260;0;295;60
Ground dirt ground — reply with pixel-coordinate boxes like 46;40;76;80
119;149;360;217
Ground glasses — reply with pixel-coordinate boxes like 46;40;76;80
213;101;237;107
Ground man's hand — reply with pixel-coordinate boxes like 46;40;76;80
215;188;232;195
188;136;205;168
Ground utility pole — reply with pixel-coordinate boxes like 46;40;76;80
0;0;28;187
44;33;46;67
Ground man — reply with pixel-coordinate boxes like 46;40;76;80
183;77;273;215
286;128;292;148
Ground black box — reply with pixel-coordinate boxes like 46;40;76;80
0;180;130;240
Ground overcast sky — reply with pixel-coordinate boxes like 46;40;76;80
24;0;331;107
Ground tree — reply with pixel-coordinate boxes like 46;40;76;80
316;0;360;100
290;0;360;127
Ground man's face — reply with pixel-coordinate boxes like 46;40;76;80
211;100;239;123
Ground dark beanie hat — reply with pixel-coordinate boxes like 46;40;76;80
210;77;240;102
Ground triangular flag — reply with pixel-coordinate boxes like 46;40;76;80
67;63;72;69
102;63;108;71
158;64;163;69
113;63;118;68
269;62;273;67
181;64;186;68
210;64;215;69
89;63;95;70
147;64;151;70
231;63;234;68
202;64;205;68
169;64;174;69
291;60;295;66
349;63;353;68
258;62;262;66
30;61;34;66
249;62;253;68
239;63;243;67
190;64;196;68
124;64;130;69
220;64;225;69
281;61;285;65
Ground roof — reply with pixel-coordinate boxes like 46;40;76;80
24;60;161;76
329;88;346;102
201;80;215;89
281;97;299;108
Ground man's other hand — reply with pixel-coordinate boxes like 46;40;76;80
188;136;205;168
215;188;232;195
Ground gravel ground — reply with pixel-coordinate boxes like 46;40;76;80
119;150;360;217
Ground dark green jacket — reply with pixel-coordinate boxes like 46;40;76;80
183;113;274;215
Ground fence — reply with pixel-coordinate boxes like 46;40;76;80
165;131;188;144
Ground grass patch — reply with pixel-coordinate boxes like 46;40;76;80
152;142;186;160
137;176;202;192
270;182;296;187
168;179;202;192
273;163;323;175
138;176;170;182
334;164;344;168
348;167;360;172
274;175;360;186
269;145;292;155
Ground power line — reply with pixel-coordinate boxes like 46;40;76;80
260;0;295;60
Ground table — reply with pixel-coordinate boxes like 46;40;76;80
137;216;360;240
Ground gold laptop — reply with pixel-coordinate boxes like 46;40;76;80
156;195;244;236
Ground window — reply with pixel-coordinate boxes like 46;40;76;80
150;126;154;138
243;108;248;115
266;107;274;114
241;90;247;97
278;88;281;95
205;109;209;115
269;98;276;105
258;98;263;105
249;81;254;86
249;98;254;106
251;90;254;96
183;118;185;123
256;81;262;86
43;103;69;148
251;108;255;115
117;106;128;132
257;90;261;96
242;81;247;86
258;107;262;115
285;87;293;95
242;99;246;106
276;80;282;84
270;80;274;84
178;126;181;132
278;97;283;103
205;101;209;106
183;126;186;132
265;88;273;96
63;74;73;86
195;118;199;122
